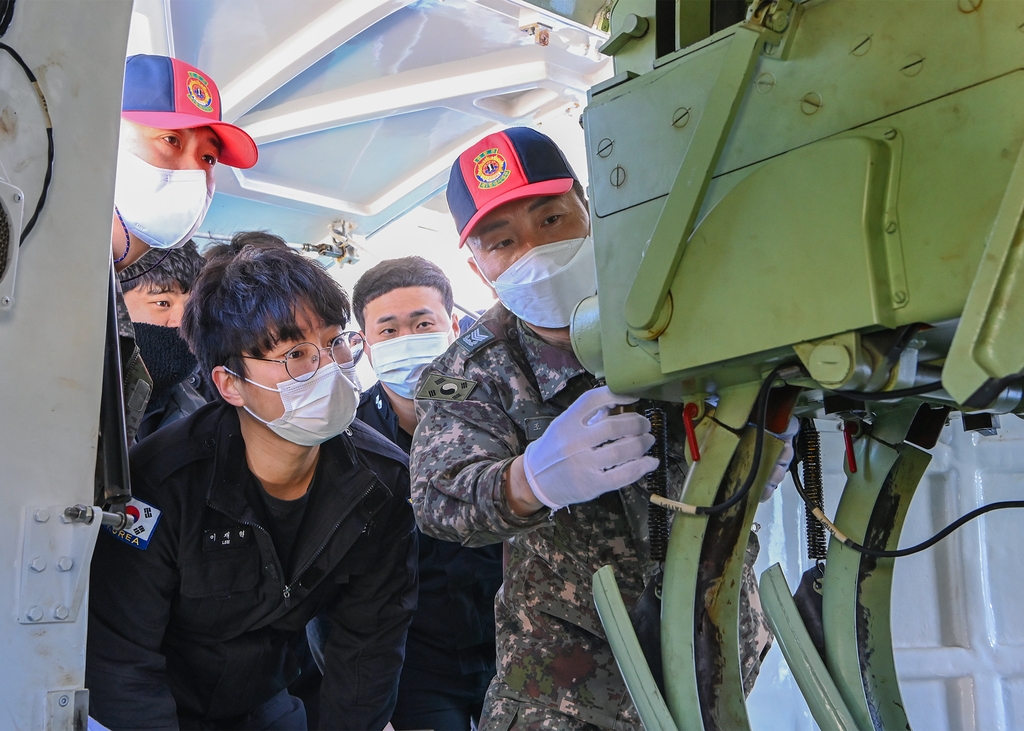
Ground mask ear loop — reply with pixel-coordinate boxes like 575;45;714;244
113;206;131;264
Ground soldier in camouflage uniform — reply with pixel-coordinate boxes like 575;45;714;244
410;128;775;730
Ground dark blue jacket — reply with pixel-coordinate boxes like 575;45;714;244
358;382;502;675
87;402;417;730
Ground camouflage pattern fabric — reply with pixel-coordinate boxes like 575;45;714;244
115;275;152;444
411;303;772;730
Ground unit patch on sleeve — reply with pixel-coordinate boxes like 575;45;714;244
105;497;163;550
416;372;477;402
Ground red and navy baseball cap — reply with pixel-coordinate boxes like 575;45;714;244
447;127;578;246
121;54;258;169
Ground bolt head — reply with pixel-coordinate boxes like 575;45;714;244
800;92;823;115
29;556;46;572
26;606;42;622
56;556;73;572
886;221;898;234
893;290;908;304
597;138;614;158
672;108;690;128
33;508;49;523
53;605;70;621
13;192;22;202
884;128;898;140
58;695;69;707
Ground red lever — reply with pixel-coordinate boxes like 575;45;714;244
683;403;701;462
842;421;858;474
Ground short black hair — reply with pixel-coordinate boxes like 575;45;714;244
181;246;351;378
203;230;289;261
118;240;205;294
351;256;454;331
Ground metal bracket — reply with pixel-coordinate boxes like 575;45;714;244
0;178;25;310
45;689;88;731
18;506;101;625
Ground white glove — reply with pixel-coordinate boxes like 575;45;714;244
523;386;659;509
761;416;800;502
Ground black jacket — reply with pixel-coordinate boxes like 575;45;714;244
358;382;501;675
87;402;417;730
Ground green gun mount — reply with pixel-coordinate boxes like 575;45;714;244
573;1;1024;729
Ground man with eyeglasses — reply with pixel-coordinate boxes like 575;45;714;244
87;246;417;731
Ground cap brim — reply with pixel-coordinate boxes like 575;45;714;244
458;177;574;247
122;111;259;169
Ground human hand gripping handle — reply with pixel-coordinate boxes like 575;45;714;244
523;386;660;510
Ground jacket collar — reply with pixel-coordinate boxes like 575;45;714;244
516;316;588;402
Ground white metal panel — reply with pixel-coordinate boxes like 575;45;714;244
0;1;132;728
748;415;1024;730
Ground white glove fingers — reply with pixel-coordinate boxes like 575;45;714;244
591;432;657;469
599;455;661;490
587;412;652;445
571;386;640;424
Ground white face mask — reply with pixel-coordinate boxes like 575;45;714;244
227;364;358;447
490;236;597;328
339;360;362;393
369;331;452;400
114;148;215;250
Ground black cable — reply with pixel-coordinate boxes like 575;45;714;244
694;365;784;516
118;249;174;285
0;40;54;245
788;461;1024;558
0;1;15;38
823;381;944;402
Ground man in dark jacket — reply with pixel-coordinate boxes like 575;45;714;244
118;240;208;442
87;247;417;730
350;257;503;730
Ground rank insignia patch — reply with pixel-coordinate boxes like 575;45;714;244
457;324;495;354
105;497;162;550
416;372;477;402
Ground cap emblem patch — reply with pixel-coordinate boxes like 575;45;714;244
185;71;214;113
474;148;510;189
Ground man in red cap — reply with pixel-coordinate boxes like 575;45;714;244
410;128;776;729
113;54;257;271
109;55;257;444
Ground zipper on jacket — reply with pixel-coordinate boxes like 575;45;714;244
281;480;377;602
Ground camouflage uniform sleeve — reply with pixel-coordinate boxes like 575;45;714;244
410;380;549;547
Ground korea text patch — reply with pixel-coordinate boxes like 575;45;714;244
105;497;162;550
417;372;477;402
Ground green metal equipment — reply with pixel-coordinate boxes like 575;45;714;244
572;1;1024;729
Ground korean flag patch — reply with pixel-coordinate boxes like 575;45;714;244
105;497;162;550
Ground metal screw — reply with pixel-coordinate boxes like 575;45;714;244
801;92;823;115
901;55;925;77
56;556;73;572
958;0;982;13
884;128;898;140
886;220;898;234
767;8;790;32
13;192;22;202
893;291;908;305
33;508;49;523
58;695;69;708
851;34;872;56
26;606;42;622
755;73;776;94
763;41;777;56
29;557;46;572
1;296;9;307
672;108;690;128
53;605;70;621
596;138;614;158
610;166;626;187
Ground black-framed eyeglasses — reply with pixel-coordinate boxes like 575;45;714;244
242;333;357;383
